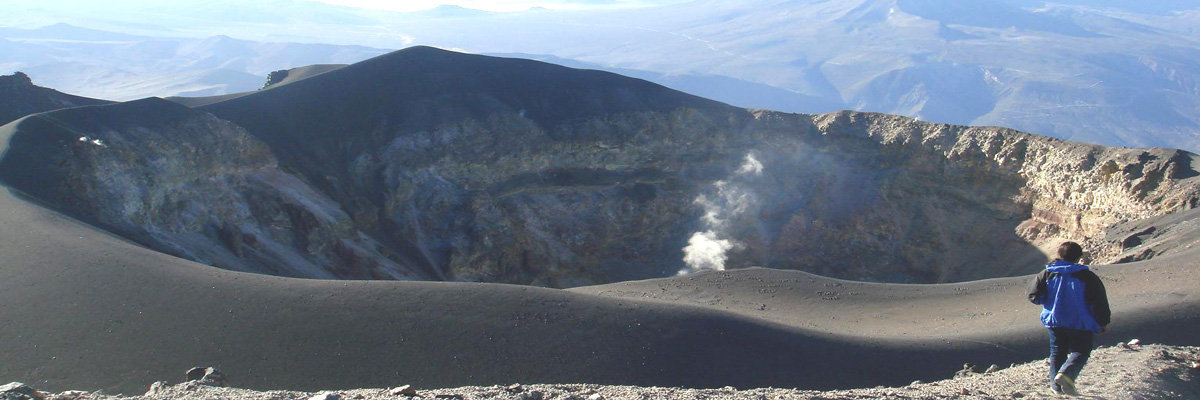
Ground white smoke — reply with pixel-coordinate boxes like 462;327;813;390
679;231;736;275
678;153;763;275
736;153;763;176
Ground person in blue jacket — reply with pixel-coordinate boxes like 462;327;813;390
1027;241;1111;395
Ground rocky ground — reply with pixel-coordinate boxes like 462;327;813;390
7;344;1197;400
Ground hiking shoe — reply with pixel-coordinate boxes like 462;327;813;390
1054;373;1078;395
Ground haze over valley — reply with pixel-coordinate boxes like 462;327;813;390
3;0;1200;151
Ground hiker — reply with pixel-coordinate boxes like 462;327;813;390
1027;241;1111;395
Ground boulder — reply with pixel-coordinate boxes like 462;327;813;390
953;363;982;378
145;381;168;396
47;391;88;400
184;366;229;387
0;382;41;400
390;385;417;396
308;393;340;400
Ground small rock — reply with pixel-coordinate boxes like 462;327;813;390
49;391;89;400
0;382;41;400
391;385;417;396
953;363;981;378
517;391;544;400
434;395;464;400
1190;362;1199;370
1128;339;1141;346
353;395;364;399
309;393;341;400
909;380;922;386
587;394;604;400
1118;342;1133;350
984;364;1001;374
960;388;971;395
145;381;168;396
506;383;524;393
184;366;229;387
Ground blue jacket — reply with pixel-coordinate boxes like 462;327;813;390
1027;260;1111;332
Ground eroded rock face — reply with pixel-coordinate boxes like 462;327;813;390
4;48;1198;286
0;98;428;280
808;111;1200;267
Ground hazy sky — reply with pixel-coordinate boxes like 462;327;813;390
307;0;684;12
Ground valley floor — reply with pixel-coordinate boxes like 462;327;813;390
19;344;1199;400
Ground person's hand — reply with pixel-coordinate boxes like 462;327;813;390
1099;326;1110;334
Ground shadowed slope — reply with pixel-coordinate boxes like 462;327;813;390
203;46;730;134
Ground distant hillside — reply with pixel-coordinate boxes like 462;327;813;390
0;26;389;101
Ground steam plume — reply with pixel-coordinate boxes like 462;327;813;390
679;153;763;275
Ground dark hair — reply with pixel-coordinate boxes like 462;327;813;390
1057;242;1084;263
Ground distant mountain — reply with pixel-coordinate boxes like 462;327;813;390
995;0;1200;14
0;22;152;41
408;5;496;19
0;25;390;100
0;71;109;125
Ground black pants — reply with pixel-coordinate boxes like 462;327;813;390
1048;327;1094;383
